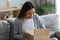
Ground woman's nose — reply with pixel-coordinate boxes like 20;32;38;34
30;14;33;17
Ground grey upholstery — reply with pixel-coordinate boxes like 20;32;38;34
50;37;58;40
0;21;10;40
40;14;59;40
50;31;60;40
40;14;59;32
7;18;16;40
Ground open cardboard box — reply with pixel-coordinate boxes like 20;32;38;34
25;29;50;40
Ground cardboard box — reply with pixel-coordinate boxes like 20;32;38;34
25;29;50;40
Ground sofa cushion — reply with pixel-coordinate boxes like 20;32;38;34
40;14;59;32
7;18;16;40
7;18;16;24
0;20;10;40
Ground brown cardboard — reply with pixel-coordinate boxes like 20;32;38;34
25;30;34;36
25;29;50;40
34;36;50;40
34;29;50;36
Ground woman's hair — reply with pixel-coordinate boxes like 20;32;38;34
18;1;34;19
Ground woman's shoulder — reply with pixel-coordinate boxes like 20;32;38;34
34;13;41;20
14;18;20;23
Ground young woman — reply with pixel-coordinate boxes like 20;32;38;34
13;1;46;40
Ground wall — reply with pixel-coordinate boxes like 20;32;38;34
0;0;55;9
9;0;28;9
56;0;60;30
29;0;55;9
0;0;28;9
0;0;6;9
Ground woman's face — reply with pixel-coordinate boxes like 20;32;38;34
25;8;35;19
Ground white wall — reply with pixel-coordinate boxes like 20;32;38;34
0;0;6;9
56;0;60;14
56;0;60;30
0;0;55;9
0;0;28;9
9;0;28;8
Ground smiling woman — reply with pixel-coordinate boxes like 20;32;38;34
13;1;46;40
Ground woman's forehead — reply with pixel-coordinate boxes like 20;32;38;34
27;8;35;13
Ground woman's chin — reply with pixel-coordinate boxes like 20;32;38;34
26;17;32;19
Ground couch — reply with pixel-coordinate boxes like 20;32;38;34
0;14;59;40
0;21;10;40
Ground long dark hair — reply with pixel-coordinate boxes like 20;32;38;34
18;1;34;19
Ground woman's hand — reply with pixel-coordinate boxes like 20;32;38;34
23;32;33;39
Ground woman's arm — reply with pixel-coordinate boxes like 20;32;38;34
13;19;24;39
34;13;46;29
39;18;46;29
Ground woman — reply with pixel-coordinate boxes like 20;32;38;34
13;1;46;40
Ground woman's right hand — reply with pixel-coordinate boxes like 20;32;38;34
23;32;33;39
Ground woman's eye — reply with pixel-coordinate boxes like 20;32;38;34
28;13;31;15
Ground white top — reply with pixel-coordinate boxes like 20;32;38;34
22;18;35;32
